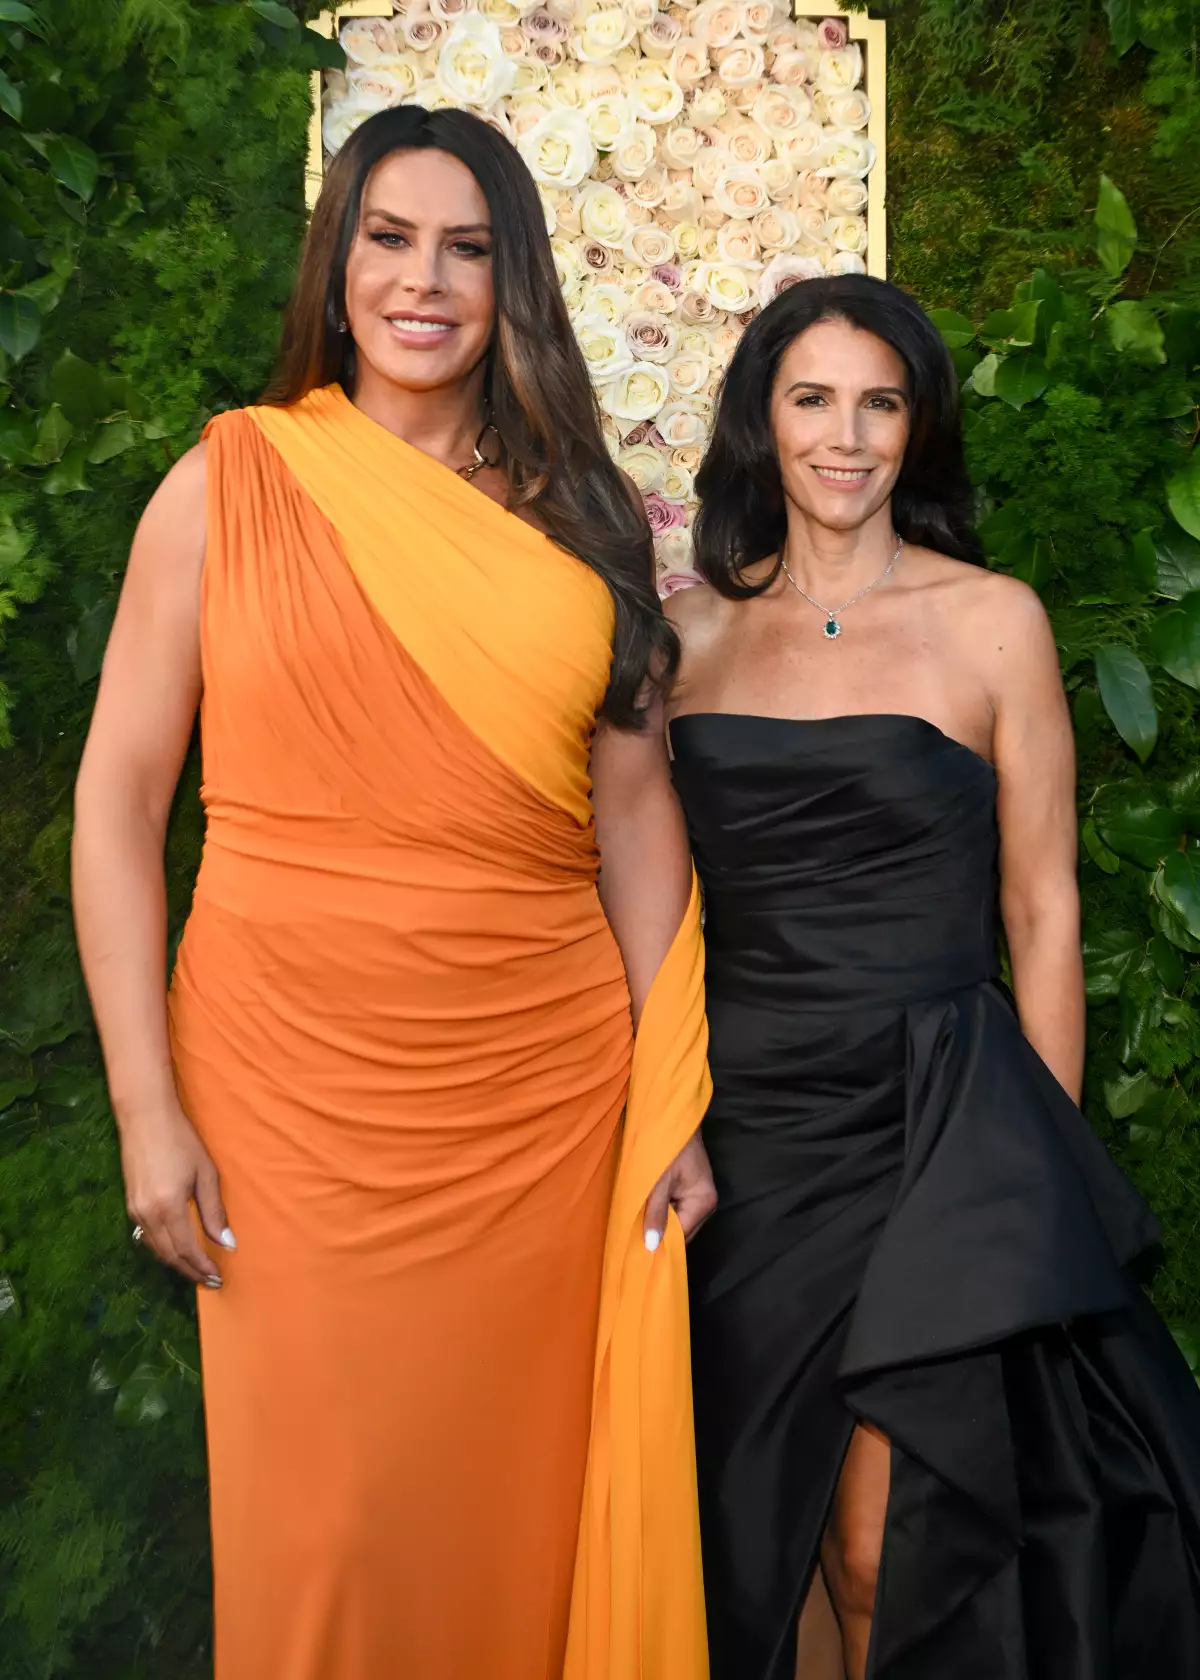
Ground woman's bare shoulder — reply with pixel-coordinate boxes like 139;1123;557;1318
664;580;728;642
130;441;209;583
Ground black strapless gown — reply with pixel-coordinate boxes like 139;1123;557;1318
670;712;1200;1680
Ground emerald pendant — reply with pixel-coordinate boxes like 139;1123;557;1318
823;617;842;640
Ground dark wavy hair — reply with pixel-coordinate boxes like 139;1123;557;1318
693;275;981;597
265;105;674;725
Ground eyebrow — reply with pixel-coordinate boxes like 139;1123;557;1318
783;380;909;401
361;209;492;235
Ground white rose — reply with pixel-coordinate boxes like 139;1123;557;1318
625;310;678;362
710;321;742;362
627;0;659;24
769;48;808;88
547;63;585;105
661;460;694;502
580;60;624;99
673;218;702;259
630;66;686;123
795;168;829;208
670;35;710;85
656;399;708;447
751;204;799;250
662;121;705;167
478;0;522;21
828;250;867;275
716;221;760;266
625;222;676;266
714;163;769;219
781;121;826;166
689;86;727;126
573;5;637;63
341;19;400;62
618;443;666;492
611;122;659;179
667;350;711;394
793;19;819;47
816;45;863;94
347;64;421;104
627;165;670;208
518;107;597;186
626;198;655;224
691;146;729;198
576;317;636;380
438;16;518;106
691;0;743;49
550;234;582;292
660;179;703;224
631;278;678;315
721;118;773;166
322;98;380;154
510;92;554;136
703;262;754;312
641;15;682;57
817;130;876;179
741;0;774;39
760;156;795;202
794;204;828;246
513;60;551;94
758;250;823;307
698;224;721;253
824;89;871;131
766;21;798;53
826;214;867;254
576;278;631;323
584;91;632;148
752;83;812;140
655;525;696;575
825;175;868;215
578;181;632;246
715;42;765;86
601;361;672;421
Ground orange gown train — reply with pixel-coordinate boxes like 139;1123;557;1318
167;385;711;1680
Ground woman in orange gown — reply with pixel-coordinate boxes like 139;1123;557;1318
72;108;712;1680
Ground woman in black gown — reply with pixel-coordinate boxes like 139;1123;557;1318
666;275;1200;1680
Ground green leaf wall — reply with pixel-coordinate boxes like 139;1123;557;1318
0;0;1197;1670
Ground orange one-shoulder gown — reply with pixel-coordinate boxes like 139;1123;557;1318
167;387;710;1680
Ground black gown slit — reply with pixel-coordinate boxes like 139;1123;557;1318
669;712;1200;1680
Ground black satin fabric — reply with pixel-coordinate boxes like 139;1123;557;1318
670;712;1200;1680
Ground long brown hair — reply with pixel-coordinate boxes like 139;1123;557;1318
266;105;675;726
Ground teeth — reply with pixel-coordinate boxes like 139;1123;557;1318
815;467;869;481
392;318;452;334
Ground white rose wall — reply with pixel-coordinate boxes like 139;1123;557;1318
310;2;886;595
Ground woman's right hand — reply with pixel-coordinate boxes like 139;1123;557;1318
120;1102;236;1287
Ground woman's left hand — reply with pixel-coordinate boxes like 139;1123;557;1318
644;1131;717;1252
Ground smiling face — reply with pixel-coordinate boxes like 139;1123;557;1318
768;316;911;534
342;147;496;400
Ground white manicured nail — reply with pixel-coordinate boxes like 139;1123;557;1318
644;1229;661;1253
219;1229;237;1251
204;1276;222;1289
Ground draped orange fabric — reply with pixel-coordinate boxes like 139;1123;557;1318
167;385;710;1680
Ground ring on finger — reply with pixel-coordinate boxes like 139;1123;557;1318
132;1224;144;1244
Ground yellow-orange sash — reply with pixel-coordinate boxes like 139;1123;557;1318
245;386;711;1680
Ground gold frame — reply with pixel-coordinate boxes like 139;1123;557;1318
307;3;887;275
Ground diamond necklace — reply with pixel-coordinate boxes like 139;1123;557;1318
780;535;903;641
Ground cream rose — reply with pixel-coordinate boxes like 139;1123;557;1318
631;278;678;315
573;4;637;63
601;362;671;421
625;311;678;363
478;0;522;22
656;400;708;447
781;121;826;166
758;250;823;307
715;42;765;87
691;146;729;198
716;221;761;266
714;163;769;220
768;48;809;87
751;204;799;251
667;350;710;395
618;443;666;492
510;91;553;135
546;62;584;105
703;262;754;312
816;45;863;93
322;98;380;154
794;204;829;246
518;107;597;185
611;122;659;180
760;157;795;203
627;165;670;208
661;180;703;224
405;15;447;50
341;19;400;62
583;91;632;148
690;0;743;50
670;441;704;472
513;60;551;94
625;222;676;267
579;237;615;273
678;288;720;325
630;65;686;123
828;250;867;276
795;168;829;209
550;234;582;290
825;174;868;215
431;0;473;18
577;181;631;246
640;14;682;57
766;22;799;53
818;130;876;179
347;64;421;104
662;121;705;167
673;218;702;259
523;7;568;40
626;199;654;225
437;16;518;106
824;90;871;131
826;214;868;254
752;83;812;141
576;317;635;380
661;461;694;503
576;279;631;322
689;85;727;126
670;35;709;85
741;0;774;39
722;118;773;166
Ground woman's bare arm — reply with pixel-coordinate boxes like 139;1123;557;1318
985;578;1085;1102
73;441;232;1284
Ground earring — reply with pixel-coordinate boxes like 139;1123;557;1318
337;319;348;334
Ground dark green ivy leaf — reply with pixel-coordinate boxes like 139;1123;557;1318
1098;801;1183;868
1094;644;1157;761
1081;928;1143;1001
1155;852;1200;941
43;134;100;201
1151;591;1200;689
0;291;40;360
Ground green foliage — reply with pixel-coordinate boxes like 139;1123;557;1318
0;0;1197;1671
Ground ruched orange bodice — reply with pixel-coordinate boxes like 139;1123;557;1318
168;387;710;1680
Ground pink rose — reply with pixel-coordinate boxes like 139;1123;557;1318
817;17;849;50
658;566;703;597
643;491;687;536
652;263;684;292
